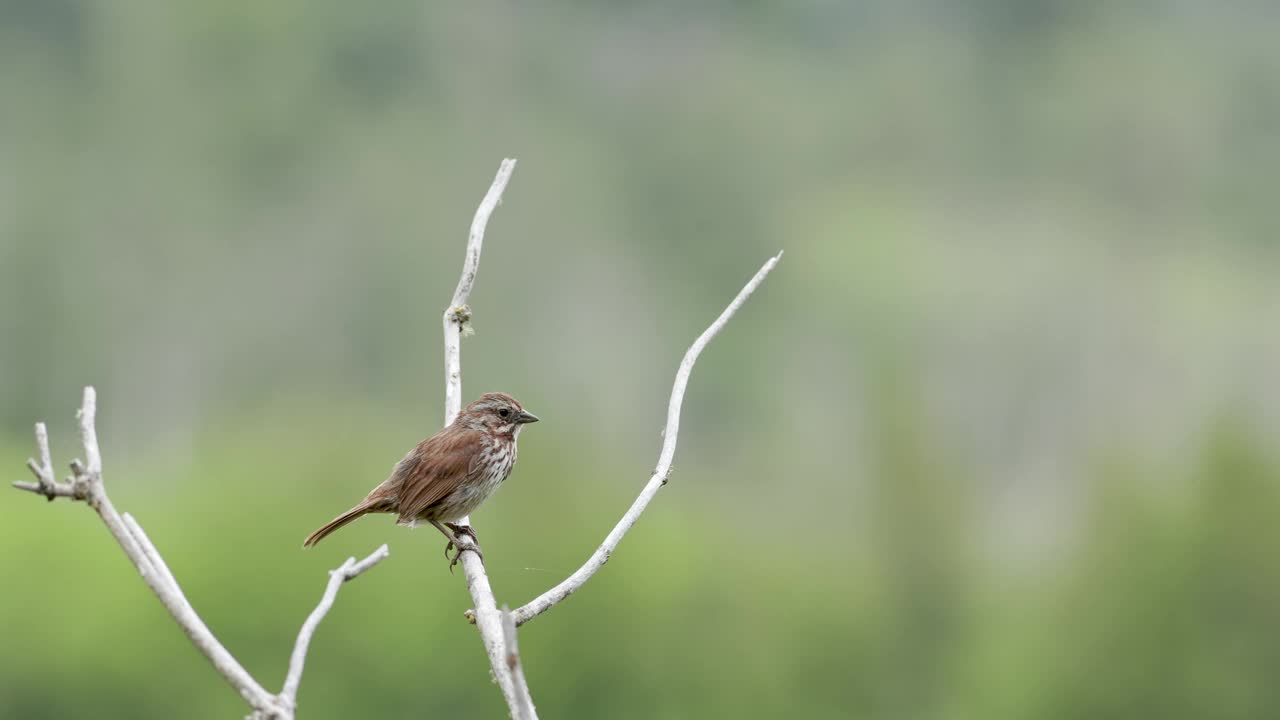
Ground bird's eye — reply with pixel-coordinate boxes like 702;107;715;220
498;408;511;419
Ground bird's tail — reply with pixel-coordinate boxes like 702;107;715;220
303;501;378;548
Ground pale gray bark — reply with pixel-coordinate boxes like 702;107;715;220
282;545;391;710
13;388;389;719
438;158;536;718
501;607;536;720
507;253;784;626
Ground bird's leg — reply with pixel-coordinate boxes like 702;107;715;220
430;519;483;572
429;520;459;558
441;522;479;564
432;524;468;558
445;522;479;545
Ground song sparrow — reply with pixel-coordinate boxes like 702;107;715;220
303;392;538;569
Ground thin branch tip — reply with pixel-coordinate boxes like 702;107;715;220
345;544;390;579
76;386;103;477
508;250;781;626
281;543;390;707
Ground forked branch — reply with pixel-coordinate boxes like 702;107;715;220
13;387;389;719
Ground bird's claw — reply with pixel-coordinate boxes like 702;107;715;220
446;522;479;544
446;539;483;573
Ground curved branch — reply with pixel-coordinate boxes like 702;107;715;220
508;252;783;626
438;158;534;717
443;157;517;425
451;159;517;310
281;544;390;709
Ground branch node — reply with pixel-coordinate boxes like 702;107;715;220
450;305;475;337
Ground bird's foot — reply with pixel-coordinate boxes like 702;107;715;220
446;537;483;573
443;523;482;570
445;522;479;544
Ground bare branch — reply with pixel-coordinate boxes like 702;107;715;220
438;158;535;718
501;607;536;720
16;422;71;500
443;157;517;424
346;543;391;576
35;423;53;480
508;252;783;626
77;386;102;477
121;513;189;608
13;388;287;717
16;388;394;716
452;158;517;309
281;544;390;709
33;422;55;494
12;478;81;498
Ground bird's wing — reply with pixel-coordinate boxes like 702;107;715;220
395;427;484;522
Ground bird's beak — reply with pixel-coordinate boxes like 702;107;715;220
517;410;540;424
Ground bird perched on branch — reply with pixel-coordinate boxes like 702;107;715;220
304;392;539;569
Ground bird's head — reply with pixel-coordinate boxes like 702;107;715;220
459;392;539;436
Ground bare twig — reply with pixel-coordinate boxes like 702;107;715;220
501;607;536;720
451;158;518;309
281;544;390;709
78;386;102;477
15;422;81;499
507;252;783;626
439;158;535;718
30;423;55;496
11;476;81;498
13;387;389;719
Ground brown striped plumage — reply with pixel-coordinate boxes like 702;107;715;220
303;392;538;567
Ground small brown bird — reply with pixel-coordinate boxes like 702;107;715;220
304;392;538;568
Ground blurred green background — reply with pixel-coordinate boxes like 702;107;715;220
3;1;1280;718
